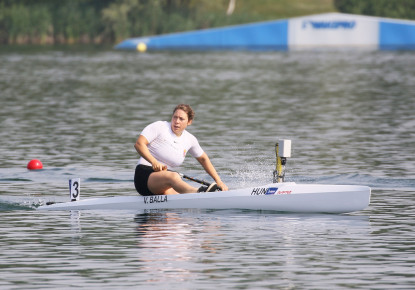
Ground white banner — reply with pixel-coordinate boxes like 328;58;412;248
288;13;378;50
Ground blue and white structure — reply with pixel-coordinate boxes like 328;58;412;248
115;13;415;51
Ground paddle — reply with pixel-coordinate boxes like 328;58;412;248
164;168;211;186
175;172;211;186
168;170;222;192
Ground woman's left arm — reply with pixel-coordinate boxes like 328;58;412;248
196;153;228;191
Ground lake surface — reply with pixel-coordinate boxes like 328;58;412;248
1;46;415;289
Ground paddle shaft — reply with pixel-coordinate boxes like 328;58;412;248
170;171;211;186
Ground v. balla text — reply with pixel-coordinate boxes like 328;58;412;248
144;195;168;204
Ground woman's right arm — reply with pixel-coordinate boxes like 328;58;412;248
134;135;166;171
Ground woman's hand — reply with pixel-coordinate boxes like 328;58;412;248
217;180;228;191
135;135;167;172
152;161;167;172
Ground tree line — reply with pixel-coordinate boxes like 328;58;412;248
0;0;253;45
0;0;414;45
334;0;415;20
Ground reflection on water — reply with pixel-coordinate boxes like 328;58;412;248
135;211;194;283
131;209;372;288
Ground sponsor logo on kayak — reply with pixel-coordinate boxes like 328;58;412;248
144;195;168;204
251;187;278;195
251;187;292;195
266;187;278;195
302;20;356;30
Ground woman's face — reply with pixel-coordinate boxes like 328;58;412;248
171;109;192;136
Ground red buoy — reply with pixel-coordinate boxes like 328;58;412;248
27;159;43;170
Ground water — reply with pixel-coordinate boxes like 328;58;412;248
1;46;415;289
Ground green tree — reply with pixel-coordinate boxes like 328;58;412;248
334;0;415;19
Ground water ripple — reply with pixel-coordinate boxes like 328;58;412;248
1;48;415;288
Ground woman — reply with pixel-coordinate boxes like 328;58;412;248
134;104;228;195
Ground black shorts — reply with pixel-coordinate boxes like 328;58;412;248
134;164;155;196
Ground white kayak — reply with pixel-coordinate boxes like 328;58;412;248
37;182;371;213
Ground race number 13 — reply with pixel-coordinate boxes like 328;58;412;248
69;178;80;201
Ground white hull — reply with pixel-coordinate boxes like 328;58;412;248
37;182;371;213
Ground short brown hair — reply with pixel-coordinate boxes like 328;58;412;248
173;104;195;121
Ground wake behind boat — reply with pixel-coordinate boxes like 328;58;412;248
37;140;371;213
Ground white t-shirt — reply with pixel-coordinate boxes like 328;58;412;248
138;121;204;168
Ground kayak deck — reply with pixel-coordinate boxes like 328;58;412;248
37;182;371;213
